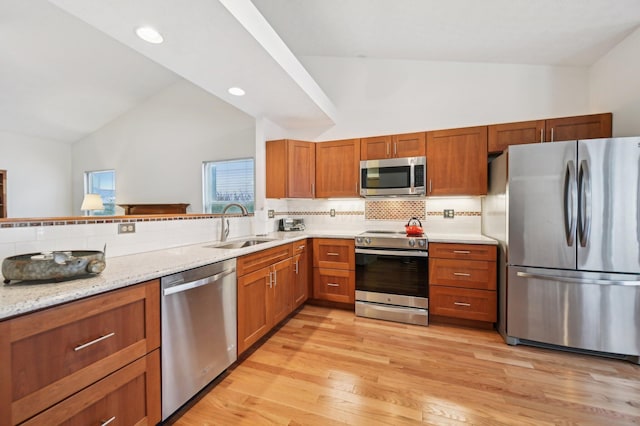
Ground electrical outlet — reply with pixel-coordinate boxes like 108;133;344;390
267;209;274;219
118;223;136;234
330;209;336;217
443;209;455;219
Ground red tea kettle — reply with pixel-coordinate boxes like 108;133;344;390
405;217;424;236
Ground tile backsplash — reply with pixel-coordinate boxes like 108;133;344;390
0;196;484;264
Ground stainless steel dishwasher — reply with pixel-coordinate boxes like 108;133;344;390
161;258;237;420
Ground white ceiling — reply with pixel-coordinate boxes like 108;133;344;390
3;0;640;143
252;0;640;66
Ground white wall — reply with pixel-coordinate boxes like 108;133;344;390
71;79;256;214
275;57;591;141
0;131;72;217
589;26;640;137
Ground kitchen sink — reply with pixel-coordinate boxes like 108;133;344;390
205;238;276;250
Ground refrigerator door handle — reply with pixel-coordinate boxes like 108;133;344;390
578;159;592;247
516;271;640;286
563;160;577;247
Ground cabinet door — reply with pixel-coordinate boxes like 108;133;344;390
392;132;426;158
266;139;315;198
361;135;391;160
426;126;488;196
313;268;355;303
545;113;612;142
488;120;545;154
315;138;361;197
287;140;315;198
271;258;292;325
266;139;287;198
312;238;355;270
21;350;161;426
292;242;309;309
237;267;270;355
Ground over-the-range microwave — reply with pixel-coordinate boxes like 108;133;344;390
360;156;426;197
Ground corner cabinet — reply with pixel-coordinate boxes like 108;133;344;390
361;132;425;160
266;139;316;198
428;243;497;327
312;238;355;304
426;126;488;196
488;113;613;154
0;280;161;426
315;139;361;198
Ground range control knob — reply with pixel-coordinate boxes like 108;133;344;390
408;239;416;247
418;239;426;247
355;237;363;244
364;238;371;245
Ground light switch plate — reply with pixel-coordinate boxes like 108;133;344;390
267;209;274;218
330;209;336;217
444;209;455;219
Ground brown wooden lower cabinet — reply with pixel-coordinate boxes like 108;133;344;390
313;268;355;304
428;243;497;327
0;280;161;426
22;350;161;426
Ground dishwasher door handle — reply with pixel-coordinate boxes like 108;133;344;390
163;268;236;296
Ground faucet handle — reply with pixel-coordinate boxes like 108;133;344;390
224;219;230;238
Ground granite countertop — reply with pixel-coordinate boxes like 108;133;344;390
0;230;496;321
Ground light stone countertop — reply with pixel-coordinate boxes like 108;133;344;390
0;229;496;320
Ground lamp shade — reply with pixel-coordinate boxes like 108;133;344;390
81;193;104;211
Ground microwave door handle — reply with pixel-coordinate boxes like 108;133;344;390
410;162;415;192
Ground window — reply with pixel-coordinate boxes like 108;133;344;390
203;158;254;214
84;170;115;216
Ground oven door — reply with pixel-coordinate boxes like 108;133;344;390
355;248;428;298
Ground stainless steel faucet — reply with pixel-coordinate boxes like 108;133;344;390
220;203;249;242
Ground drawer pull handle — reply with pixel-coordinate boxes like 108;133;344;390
298;245;305;250
101;416;116;426
453;250;471;254
453;272;471;277
327;252;340;256
454;302;471;307
74;332;115;351
327;283;340;287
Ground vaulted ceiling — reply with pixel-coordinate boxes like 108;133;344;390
3;0;640;143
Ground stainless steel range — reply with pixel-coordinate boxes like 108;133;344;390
355;231;429;326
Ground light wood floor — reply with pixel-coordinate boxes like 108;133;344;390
173;305;640;425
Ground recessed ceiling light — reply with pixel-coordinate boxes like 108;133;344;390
228;87;246;96
135;26;164;44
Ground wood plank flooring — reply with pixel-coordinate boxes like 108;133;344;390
172;305;640;425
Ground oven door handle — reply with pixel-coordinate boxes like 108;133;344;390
355;248;429;257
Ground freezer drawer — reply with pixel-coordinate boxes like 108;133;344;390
507;266;640;358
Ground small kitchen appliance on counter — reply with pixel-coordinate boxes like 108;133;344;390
355;230;429;326
278;218;305;232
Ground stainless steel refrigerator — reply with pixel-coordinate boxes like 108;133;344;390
483;137;640;363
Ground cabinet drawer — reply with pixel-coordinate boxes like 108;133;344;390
429;243;497;261
237;244;293;276
313;268;355;303
0;280;160;425
292;239;308;255
429;286;497;322
429;258;496;290
312;239;355;270
22;350;161;426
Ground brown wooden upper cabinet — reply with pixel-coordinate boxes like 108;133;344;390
266;139;315;198
360;132;426;160
315;138;361;198
426;126;488;196
488;113;612;154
